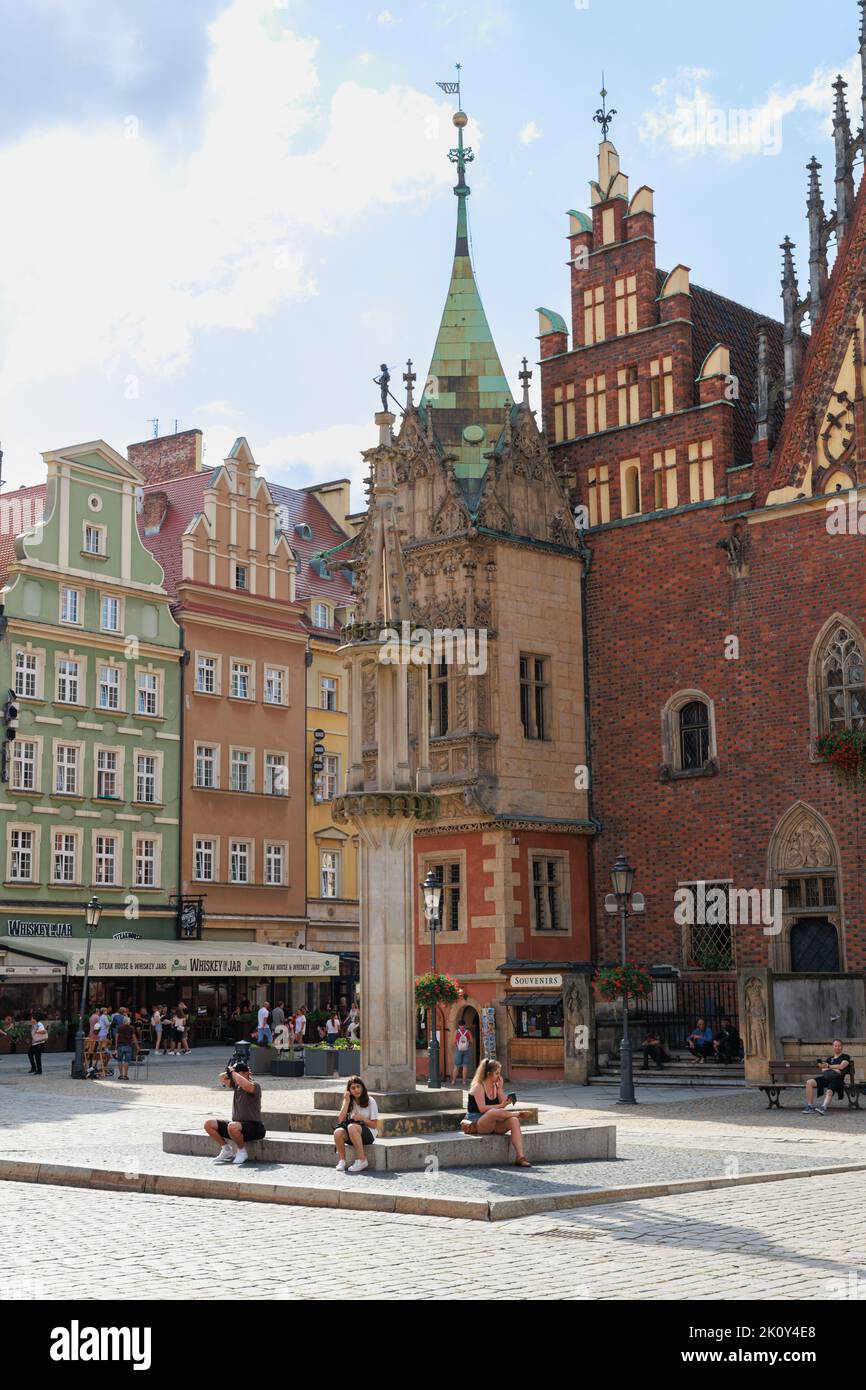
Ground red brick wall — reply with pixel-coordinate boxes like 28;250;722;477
128;429;203;484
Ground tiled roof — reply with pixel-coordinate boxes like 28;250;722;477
138;471;214;598
266;482;355;610
0;483;48;587
656;269;785;465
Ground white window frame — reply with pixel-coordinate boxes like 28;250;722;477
13;647;43;701
99;593;123;633
51;828;81;885
60;586;82;626
194;653;221;696
7;823;39;884
320;675;338;711
230;746;253;793
194;743;219;790
264;665;287;706
229;839;252;884
135;667;162;718
11;735;41;793
53;740;83;796
83;522;106;556
234;563;248;591
230;660;253;701
56;655;84;706
97;663;124;712
320;848;341;899
134;751;163;805
321;753;339;801
93;831;120;887
94;744;124;801
193;836;218;883
264;841;287;886
313;603;331;629
134;834;161;889
264;750;288;796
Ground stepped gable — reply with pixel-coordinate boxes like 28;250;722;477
137;471;214;598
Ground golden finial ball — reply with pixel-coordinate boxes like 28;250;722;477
453;110;468;128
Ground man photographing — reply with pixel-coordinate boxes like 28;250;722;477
203;1058;267;1165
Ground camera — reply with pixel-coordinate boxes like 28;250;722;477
225;1040;252;1075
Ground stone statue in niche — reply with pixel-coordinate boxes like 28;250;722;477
744;976;768;1057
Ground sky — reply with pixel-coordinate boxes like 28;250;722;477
0;0;862;511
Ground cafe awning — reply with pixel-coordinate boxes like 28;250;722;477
0;938;340;979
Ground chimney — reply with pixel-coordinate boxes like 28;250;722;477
128;428;203;485
142;491;168;534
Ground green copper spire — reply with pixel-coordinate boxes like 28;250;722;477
421;77;513;506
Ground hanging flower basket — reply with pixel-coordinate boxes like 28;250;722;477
415;972;461;1009
815;730;866;785
593;964;653;1003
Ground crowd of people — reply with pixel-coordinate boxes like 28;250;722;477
251;999;360;1048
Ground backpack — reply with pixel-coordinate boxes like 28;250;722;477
456;1028;470;1052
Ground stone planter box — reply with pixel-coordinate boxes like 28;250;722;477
247;1045;275;1076
304;1046;337;1077
336;1048;361;1076
271;1057;304;1077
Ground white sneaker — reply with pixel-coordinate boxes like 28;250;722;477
335;1158;347;1172
233;1148;249;1165
347;1158;368;1174
215;1144;236;1163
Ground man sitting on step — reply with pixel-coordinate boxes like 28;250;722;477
204;1059;266;1165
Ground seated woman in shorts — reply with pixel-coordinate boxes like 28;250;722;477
459;1057;530;1166
333;1076;378;1174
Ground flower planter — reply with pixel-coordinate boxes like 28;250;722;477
304;1046;337;1077
336;1048;361;1076
247;1044;275;1076
271;1057;304;1078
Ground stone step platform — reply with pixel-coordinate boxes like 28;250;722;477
164;1121;615;1171
591;1073;743;1088
312;1087;465;1113
261;1107;539;1138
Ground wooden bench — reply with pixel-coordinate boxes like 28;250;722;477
754;1058;864;1109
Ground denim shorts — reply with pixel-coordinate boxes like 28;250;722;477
118;1044;134;1063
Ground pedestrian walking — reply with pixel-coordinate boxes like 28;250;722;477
28;1013;48;1075
256;1001;272;1046
271;1001;285;1032
451;1021;472;1086
151;1005;165;1054
115;1013;139;1081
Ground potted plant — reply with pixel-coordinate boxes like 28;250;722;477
247;1043;275;1076
592;964;654;1003
333;1037;362;1076
303;1043;338;1077
816;730;866;784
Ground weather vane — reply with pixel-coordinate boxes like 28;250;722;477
437;64;474;185
593;74;616;141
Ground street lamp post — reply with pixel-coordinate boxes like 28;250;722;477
609;855;638;1106
71;896;102;1079
421;870;443;1090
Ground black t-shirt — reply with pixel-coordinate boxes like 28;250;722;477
820;1053;851;1081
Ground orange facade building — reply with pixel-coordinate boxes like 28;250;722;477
136;435;308;953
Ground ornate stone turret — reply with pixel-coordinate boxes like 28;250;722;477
833;75;856;238
807;156;831;323
780;235;807;402
332;409;438;1094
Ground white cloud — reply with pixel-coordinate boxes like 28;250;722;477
251;420;372;512
519;120;542;145
377;10;394;24
0;0;455;400
639;58;860;160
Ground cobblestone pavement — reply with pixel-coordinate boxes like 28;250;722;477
5;1171;866;1301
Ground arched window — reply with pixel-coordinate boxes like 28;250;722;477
820;625;866;733
621;462;641;518
660;690;717;778
679;701;710;770
768;803;843;972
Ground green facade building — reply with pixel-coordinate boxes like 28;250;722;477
0;440;182;949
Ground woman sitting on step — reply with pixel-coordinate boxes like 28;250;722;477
459;1058;531;1167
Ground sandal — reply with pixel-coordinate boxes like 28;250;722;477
515;1157;532;1167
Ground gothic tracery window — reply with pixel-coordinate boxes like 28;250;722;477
820;625;866;733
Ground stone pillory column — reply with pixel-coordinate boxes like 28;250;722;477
332;408;438;1095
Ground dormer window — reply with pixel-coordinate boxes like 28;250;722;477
294;522;313;541
313;603;330;629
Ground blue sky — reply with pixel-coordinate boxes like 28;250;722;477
0;0;861;508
